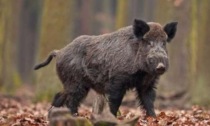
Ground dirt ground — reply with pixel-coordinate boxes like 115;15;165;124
1;94;210;126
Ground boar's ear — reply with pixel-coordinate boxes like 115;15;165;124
164;22;178;42
133;19;150;39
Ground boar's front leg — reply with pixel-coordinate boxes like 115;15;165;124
107;86;126;116
137;86;156;117
106;76;127;116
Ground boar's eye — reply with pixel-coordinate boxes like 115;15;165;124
162;41;166;46
148;41;154;47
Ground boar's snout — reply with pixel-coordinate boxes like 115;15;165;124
155;62;166;74
146;50;169;75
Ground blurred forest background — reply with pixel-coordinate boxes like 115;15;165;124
0;0;210;108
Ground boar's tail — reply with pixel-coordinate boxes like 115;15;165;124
34;50;59;70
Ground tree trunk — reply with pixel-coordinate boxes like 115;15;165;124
0;0;22;92
190;0;210;106
35;0;75;101
115;0;129;29
16;0;42;84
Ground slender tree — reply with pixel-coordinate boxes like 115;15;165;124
16;0;42;84
35;0;75;101
0;0;22;92
190;0;210;106
115;0;129;29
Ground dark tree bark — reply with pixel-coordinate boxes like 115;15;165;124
16;0;42;83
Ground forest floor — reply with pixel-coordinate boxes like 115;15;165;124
0;95;210;126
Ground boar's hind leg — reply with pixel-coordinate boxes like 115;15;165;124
137;87;156;117
51;92;67;107
65;82;90;115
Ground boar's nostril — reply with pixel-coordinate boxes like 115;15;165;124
156;62;165;74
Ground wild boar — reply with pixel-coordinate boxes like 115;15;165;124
34;19;177;117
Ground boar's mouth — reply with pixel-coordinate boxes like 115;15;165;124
155;62;166;75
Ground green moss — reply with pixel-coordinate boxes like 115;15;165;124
12;71;22;89
191;75;210;106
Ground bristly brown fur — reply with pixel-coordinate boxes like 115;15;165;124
35;19;177;117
